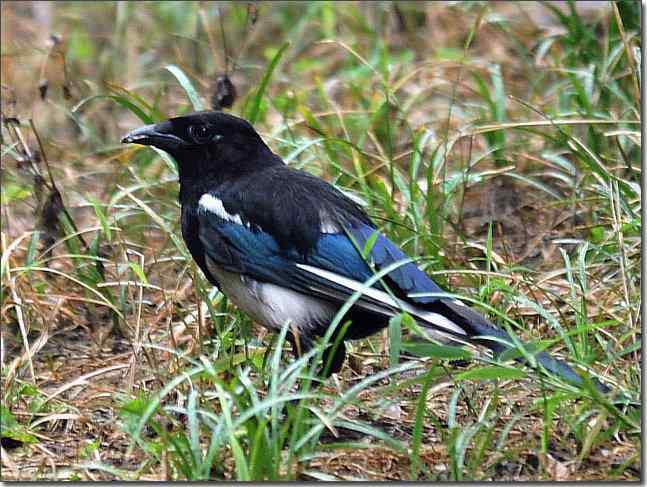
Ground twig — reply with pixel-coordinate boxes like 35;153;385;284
41;363;130;407
218;5;230;73
612;3;641;105
29;119;90;252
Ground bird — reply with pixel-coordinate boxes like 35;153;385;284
122;110;608;392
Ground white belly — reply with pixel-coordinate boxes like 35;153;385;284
206;258;336;331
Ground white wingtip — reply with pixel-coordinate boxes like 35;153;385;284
296;264;468;337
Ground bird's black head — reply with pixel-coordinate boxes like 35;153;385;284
121;111;280;183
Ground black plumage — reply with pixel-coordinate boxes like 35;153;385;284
122;110;609;392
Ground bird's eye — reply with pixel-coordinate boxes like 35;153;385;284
188;125;213;144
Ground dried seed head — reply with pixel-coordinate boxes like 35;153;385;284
211;74;237;110
39;188;64;254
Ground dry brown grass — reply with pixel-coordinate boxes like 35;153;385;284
1;1;640;481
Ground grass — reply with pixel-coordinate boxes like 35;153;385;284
1;1;641;481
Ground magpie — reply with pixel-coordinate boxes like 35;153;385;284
122;110;608;392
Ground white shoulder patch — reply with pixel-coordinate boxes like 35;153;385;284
199;194;245;226
339;189;368;207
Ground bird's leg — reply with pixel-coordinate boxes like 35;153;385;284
288;324;306;358
285;326;345;381
320;339;346;378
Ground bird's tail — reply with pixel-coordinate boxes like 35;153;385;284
293;260;609;393
422;298;610;393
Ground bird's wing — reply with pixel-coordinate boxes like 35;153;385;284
196;195;610;392
196;204;469;339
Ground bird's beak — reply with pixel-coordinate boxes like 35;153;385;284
121;121;186;150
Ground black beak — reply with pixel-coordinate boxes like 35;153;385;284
121;122;186;150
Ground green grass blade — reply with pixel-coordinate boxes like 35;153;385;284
165;64;205;111
246;42;290;124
